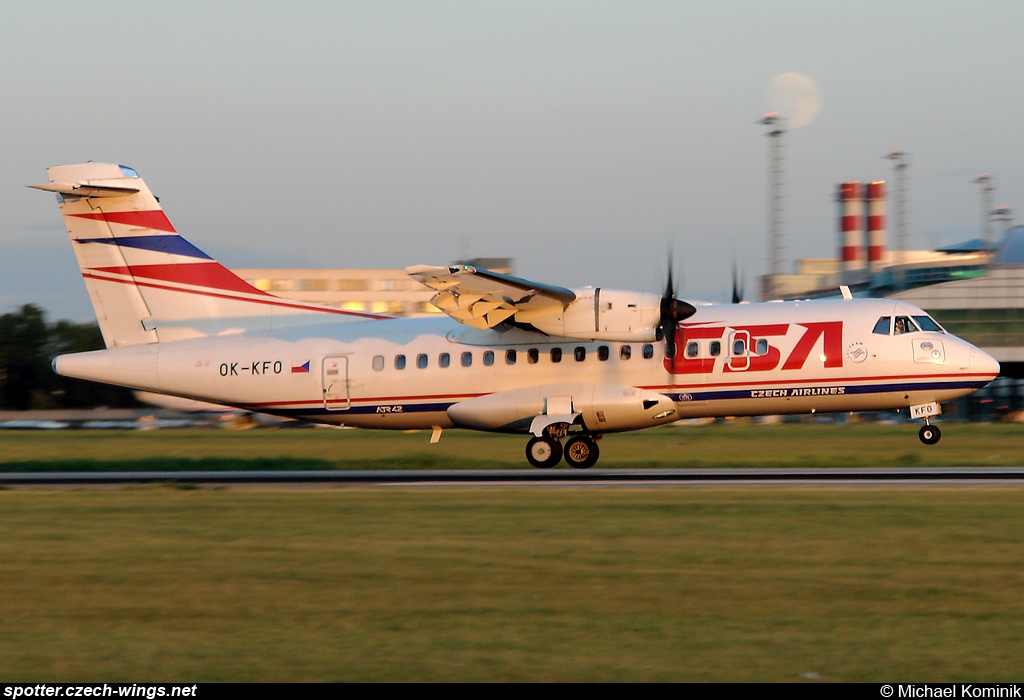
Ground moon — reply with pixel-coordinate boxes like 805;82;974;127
767;73;821;128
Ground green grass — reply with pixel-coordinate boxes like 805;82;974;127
2;487;1023;681
0;422;1022;470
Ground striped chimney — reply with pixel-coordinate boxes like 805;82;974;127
866;180;887;272
838;181;865;276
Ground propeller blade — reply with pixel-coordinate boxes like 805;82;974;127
731;262;745;304
658;254;696;364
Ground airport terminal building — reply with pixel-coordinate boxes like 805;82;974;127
232;257;513;319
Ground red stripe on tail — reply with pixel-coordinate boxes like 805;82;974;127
70;210;177;233
90;262;267;295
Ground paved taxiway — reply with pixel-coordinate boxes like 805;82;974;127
3;467;1024;487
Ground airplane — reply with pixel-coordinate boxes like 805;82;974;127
31;162;1000;468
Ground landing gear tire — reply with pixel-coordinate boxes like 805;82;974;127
563;435;600;469
526;436;562;468
919;424;941;445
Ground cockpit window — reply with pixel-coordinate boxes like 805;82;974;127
872;317;891;335
913;315;945;333
894;316;919;335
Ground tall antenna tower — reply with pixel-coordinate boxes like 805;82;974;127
760;113;786;300
993;205;1014;236
886;150;909;291
974;173;995;249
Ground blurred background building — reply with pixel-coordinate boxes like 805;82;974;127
759;179;1023;418
233;257;514;318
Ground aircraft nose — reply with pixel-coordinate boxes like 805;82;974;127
970;347;1000;380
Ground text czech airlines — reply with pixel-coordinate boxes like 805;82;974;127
750;386;846;398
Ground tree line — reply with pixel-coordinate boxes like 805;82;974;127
0;304;138;410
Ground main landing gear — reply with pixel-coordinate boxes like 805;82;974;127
525;430;601;469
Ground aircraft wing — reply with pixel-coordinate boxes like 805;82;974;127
407;265;577;330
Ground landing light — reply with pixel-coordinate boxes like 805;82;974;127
819;354;827;363
653;409;675;420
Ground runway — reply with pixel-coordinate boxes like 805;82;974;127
3;467;1024;487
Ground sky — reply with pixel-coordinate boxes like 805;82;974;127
2;1;1023;322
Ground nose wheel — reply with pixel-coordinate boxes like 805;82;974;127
918;423;941;445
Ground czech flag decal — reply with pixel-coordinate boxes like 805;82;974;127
291;360;310;374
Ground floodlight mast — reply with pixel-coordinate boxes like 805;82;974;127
973;173;995;249
761;112;785;300
993;205;1013;236
886;150;910;292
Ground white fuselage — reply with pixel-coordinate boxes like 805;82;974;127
54;297;999;434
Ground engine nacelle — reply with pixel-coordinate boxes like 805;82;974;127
516;289;663;342
447;382;678;433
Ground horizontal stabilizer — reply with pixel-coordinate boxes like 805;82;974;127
29;182;140;198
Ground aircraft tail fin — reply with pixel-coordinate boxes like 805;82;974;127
32;163;384;347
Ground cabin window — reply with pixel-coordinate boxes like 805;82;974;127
913;315;945;332
527;348;539;364
755;339;769;355
483;351;494;366
709;341;721;357
506;350;517;365
620;345;631;360
550;348;562;363
416;354;428;369
642;344;654;359
574;347;586;362
873;317;891;335
372;355;385;371
439;353;450;368
395;355;406;370
685;341;699;359
732;338;746;356
598;346;609;361
461;352;472;367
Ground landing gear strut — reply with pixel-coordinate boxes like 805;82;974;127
918;422;941;445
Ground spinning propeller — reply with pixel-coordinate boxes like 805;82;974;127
657;259;696;361
731;261;745;304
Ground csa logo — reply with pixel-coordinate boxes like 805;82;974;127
846;341;868;363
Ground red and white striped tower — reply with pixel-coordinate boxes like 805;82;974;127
838;181;865;280
866;181;887;273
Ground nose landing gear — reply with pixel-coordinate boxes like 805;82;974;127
918;421;941;445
